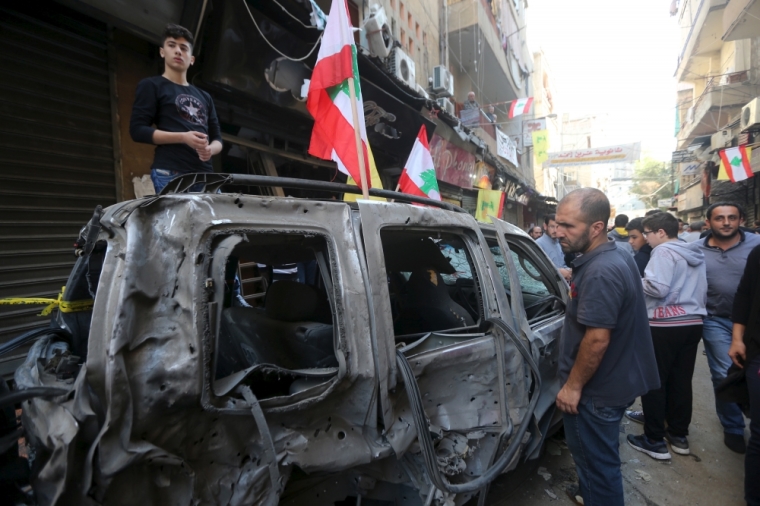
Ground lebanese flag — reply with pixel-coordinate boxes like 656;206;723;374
719;146;753;182
508;97;533;119
398;125;441;201
307;0;372;188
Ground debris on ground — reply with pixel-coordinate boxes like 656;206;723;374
564;484;584;505
544;488;558;500
635;469;652;482
546;441;562;456
537;467;552;481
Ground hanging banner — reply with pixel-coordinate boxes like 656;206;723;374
544;142;641;166
497;129;519;167
475;189;506;223
532;130;549;165
522;118;546;147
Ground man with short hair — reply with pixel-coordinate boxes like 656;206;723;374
608;214;629;241
626;212;706;460
692;202;760;453
554;188;659;506
625;217;651;277
528;225;543;240
680;222;703;243
130;23;223;192
608;214;634;255
536;214;571;281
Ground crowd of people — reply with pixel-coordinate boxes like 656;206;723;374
526;190;760;506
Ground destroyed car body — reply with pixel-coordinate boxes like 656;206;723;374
10;174;567;505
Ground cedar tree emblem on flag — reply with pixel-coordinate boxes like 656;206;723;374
306;0;372;189
398;125;441;201
719;146;753;183
508;97;534;119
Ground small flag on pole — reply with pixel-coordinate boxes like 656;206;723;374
398;125;441;201
508;97;533;119
719;146;753;182
306;0;372;190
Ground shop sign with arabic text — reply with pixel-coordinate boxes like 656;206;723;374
544;142;641;166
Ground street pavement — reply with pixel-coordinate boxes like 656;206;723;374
485;341;747;505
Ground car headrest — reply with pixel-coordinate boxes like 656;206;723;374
407;269;448;294
265;280;319;322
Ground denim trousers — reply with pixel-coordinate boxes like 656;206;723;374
563;401;628;506
703;316;746;435
746;353;760;505
150;168;180;194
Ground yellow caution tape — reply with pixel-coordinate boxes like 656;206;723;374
0;286;94;316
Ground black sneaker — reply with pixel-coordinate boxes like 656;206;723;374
725;433;747;454
627;434;671;460
625;410;644;424
665;433;690;455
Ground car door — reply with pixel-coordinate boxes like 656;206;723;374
357;201;531;467
489;217;568;455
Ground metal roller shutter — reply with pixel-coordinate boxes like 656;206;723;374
0;4;116;372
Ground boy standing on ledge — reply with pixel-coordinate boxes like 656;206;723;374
130;24;222;193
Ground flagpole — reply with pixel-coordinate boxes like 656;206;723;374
346;76;369;200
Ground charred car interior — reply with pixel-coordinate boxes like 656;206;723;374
0;174;567;506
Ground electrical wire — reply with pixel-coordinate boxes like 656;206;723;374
271;0;319;29
242;0;323;62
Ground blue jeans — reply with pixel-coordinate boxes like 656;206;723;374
703;316;746;435
747;353;760;505
150;168;180;194
563;400;629;506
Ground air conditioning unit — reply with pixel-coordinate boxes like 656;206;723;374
710;130;731;151
436;97;455;116
432;65;454;97
389;47;416;89
741;97;760;131
362;5;392;59
416;83;430;100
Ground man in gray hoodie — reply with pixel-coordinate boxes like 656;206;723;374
692;202;760;453
627;212;707;460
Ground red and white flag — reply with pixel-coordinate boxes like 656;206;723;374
508;97;533;119
398;125;440;201
719;146;753;182
306;0;372;188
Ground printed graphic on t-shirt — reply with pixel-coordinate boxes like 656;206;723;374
175;94;207;126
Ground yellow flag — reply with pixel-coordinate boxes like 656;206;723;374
475;189;505;223
532;129;549;165
717;160;730;180
344;144;385;202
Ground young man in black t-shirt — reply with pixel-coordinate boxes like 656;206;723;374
130;24;222;193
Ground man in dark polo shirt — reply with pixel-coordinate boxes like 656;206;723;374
554;188;659;506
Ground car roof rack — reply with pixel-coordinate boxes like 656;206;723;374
159;173;466;213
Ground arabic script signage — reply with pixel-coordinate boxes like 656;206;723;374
522;118;546;147
544;142;641;167
430;134;476;189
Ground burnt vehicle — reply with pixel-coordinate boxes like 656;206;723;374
5;174;566;506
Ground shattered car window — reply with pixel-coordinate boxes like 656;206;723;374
379;229;481;336
212;232;338;400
